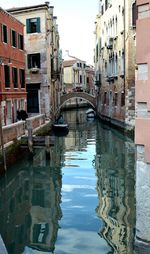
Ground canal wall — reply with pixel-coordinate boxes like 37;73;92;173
0;114;46;146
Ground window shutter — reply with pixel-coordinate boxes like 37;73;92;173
26;19;30;33
37;17;40;33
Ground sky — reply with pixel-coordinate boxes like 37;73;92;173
0;0;98;65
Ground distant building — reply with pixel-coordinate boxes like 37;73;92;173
86;65;95;96
0;7;26;125
63;53;95;108
94;0;137;131
8;3;62;119
63;53;95;93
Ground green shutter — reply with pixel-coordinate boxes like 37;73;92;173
37;17;40;33
26;19;30;33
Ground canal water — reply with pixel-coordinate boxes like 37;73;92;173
0;109;136;254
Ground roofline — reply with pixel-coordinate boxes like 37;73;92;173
0;7;24;26
6;3;51;14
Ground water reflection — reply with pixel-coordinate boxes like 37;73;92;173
0;109;136;254
0;139;63;254
95;123;135;253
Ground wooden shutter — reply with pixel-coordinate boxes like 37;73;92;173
26;19;30;33
37;17;40;33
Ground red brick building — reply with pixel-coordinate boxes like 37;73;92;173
0;8;26;125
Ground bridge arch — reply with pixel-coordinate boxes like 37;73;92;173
59;92;96;110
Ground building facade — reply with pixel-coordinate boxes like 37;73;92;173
0;8;26;126
63;55;95;108
94;0;137;130
8;3;62;119
63;54;95;94
135;0;150;252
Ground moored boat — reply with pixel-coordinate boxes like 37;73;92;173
86;108;96;118
52;123;69;136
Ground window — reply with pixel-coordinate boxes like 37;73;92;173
2;24;8;43
20;69;25;88
80;75;82;83
114;93;118;106
12;67;18;88
132;2;138;27
104;92;107;105
101;5;104;15
4;65;10;87
87;77;89;84
105;0;108;10
26;17;40;33
11;29;17;47
27;53;40;69
121;92;125;106
18;34;24;50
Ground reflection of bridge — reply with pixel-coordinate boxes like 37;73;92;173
59;92;96;109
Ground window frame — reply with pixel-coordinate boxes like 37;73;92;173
4;65;10;88
20;69;25;88
2;24;8;43
26;17;41;34
27;53;41;69
11;29;17;48
18;34;24;50
12;67;18;88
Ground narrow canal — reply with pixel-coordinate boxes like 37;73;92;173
0;109;135;254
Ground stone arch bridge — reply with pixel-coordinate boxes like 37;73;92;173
59;92;96;109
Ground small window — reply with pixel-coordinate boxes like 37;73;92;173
87;77;89;84
11;30;17;47
4;65;10;88
114;93;118;106
105;0;108;10
20;69;25;88
80;75;82;83
18;34;24;50
27;53;40;69
26;17;40;33
2;24;8;43
104;92;107;104
12;67;18;88
121;92;125;106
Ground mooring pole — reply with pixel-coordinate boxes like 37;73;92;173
26;119;33;153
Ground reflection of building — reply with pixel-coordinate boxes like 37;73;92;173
0;7;26;126
8;3;62;118
94;0;137;130
135;1;150;252
0;144;62;253
63;109;96;151
95;123;135;253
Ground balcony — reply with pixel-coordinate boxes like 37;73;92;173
30;67;40;73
